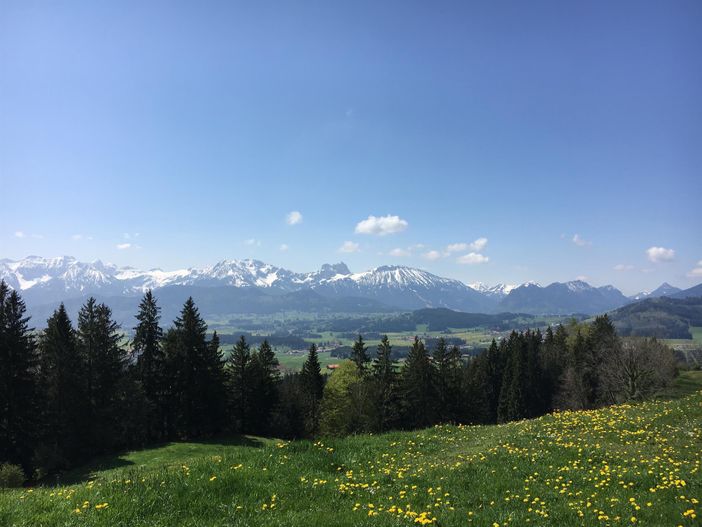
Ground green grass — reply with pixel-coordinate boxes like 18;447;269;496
275;350;340;372
2;373;701;526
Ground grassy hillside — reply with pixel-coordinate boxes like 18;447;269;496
2;373;701;527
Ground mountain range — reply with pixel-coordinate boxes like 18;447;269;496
1;256;700;321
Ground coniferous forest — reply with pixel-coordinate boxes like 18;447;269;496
0;280;678;483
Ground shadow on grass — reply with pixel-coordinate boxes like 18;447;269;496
39;434;266;486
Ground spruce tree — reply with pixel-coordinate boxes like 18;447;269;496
432;337;450;421
248;339;280;435
400;336;436;429
0;284;40;472
164;297;225;438
372;335;399;431
39;304;88;468
497;332;528;423
133;290;166;440
301;343;324;435
350;334;370;373
77;299;129;452
227;335;251;433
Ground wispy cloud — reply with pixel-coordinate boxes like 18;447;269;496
423;250;442;261
389;248;411;257
613;264;635;271
688;260;702;278
572;234;591;247
355;215;408;236
279;243;289;252
286;211;303;225
457;252;489;265
445;237;488;254
116;243;132;250
14;230;43;239
646;246;675;263
244;238;261;247
338;241;360;253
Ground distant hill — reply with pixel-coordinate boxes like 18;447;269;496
671;283;702;299
608;296;702;339
498;280;629;315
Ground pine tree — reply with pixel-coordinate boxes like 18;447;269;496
227;335;252;433
301;343;324;435
133;290;166;440
350;334;370;373
586;315;620;406
164;297;225;438
77;299;129;453
0;284;40;472
400;336;436;429
432;337;451;421
497;332;528;423
248;339;280;435
372;335;399;431
38;304;88;468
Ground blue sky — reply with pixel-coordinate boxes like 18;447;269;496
1;1;700;295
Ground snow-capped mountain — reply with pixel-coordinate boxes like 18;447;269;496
497;280;630;315
313;265;494;311
468;282;517;299
3;255;689;316
629;282;682;301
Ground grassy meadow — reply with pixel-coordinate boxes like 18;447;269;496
1;371;701;526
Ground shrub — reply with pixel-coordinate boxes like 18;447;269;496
0;464;25;488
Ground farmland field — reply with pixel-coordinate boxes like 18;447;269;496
2;371;700;527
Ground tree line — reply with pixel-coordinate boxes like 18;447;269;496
0;281;677;482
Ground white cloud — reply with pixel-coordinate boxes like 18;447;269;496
355;214;408;236
15;230;43;239
572;234;591;247
646;246;675;263
445;237;488;254
244;238;261;247
423;250;442;261
576;275;589;282
457;252;489;265
389;248;411;257
72;234;83;241
613;264;635;271
279;244;289;252
688;260;702;278
116;243;132;250
338;241;360;253
286;211;303;225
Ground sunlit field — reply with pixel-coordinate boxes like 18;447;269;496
2;372;700;527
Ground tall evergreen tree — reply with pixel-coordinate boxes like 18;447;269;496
300;343;324;435
432;337;451;421
350;334;370;373
497;332;528;423
164;298;225;438
77;299;129;452
133;290;166;440
400;336;436;429
38;304;88;468
586;315;620;406
372;335;399;431
227;335;252;433
0;284;40;472
248;339;280;435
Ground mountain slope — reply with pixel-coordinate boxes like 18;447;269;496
608;296;702;339
498;280;630;315
2;255;669;316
